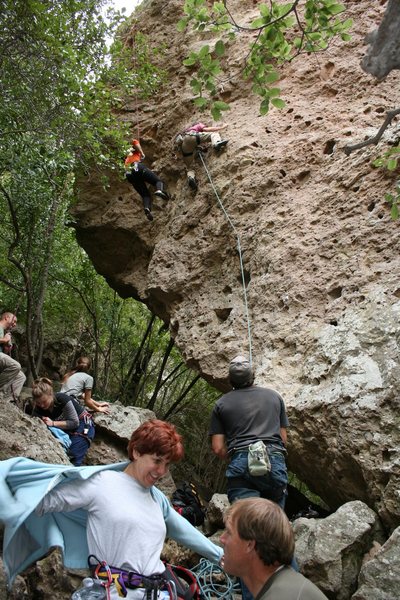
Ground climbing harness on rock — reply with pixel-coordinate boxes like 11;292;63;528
197;150;253;366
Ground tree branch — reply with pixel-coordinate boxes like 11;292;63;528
0;274;24;292
343;107;400;156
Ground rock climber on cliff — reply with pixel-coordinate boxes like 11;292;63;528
176;122;229;191
125;138;170;222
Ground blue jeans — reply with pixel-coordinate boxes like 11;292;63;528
226;449;297;600
226;450;288;508
68;420;95;467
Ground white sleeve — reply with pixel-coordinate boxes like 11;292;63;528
36;474;98;515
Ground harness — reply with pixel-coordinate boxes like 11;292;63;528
69;410;94;440
90;556;170;600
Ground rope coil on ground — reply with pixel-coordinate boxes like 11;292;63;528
198;150;253;366
192;558;241;600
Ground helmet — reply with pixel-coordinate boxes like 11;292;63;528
229;355;254;388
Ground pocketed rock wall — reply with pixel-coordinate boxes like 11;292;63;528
73;0;400;533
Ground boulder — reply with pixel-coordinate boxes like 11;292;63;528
0;401;70;464
293;501;384;599
205;493;230;533
352;526;400;600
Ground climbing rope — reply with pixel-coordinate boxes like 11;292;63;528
198;150;253;366
192;558;241;600
131;27;141;140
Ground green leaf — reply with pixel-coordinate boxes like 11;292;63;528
214;40;225;57
211;105;222;121
183;56;197;66
391;203;399;220
271;97;286;109
259;3;270;18
213;100;230;111
265;71;280;84
190;78;202;93
177;18;188;32
267;87;281;98
327;3;345;16
260;98;270;115
251;17;265;28
387;158;398;171
199;44;210;58
373;158;384;167
193;97;208;108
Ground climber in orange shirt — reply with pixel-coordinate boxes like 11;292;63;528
125;139;170;222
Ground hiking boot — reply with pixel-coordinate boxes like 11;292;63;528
154;189;170;200
213;139;229;151
188;176;198;191
144;208;153;221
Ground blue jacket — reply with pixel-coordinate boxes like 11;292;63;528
0;457;223;585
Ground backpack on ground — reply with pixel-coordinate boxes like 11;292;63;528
172;482;206;526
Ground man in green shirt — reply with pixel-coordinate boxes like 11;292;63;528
220;498;328;600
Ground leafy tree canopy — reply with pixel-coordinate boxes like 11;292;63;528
177;0;352;120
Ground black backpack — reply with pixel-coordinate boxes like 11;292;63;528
172;482;206;526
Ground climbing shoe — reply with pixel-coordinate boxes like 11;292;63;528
144;208;154;221
213;139;229;151
154;190;170;200
188;176;198;191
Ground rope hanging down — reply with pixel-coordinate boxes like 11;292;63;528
131;29;141;140
198;150;253;366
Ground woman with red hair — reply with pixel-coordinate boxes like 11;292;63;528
35;419;222;599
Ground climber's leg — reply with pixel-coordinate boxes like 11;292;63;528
181;135;198;190
126;171;153;220
140;165;170;200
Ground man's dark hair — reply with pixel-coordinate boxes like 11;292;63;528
228;355;254;389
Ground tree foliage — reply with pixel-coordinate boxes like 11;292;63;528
0;0;165;379
178;0;352;120
0;0;222;482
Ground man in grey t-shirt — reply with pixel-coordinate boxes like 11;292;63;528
209;355;289;507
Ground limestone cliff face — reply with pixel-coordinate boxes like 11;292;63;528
74;1;400;530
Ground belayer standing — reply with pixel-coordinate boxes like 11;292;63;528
125;139;170;222
176;122;229;191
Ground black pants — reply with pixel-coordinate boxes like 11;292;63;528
126;164;164;211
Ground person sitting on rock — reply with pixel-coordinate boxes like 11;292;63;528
221;497;329;600
61;356;110;414
31;377;94;466
0;352;26;405
177;122;228;191
125;138;170;222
